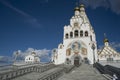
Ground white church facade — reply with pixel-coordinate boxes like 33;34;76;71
25;52;40;63
52;5;98;65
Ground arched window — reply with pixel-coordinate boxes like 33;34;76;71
74;30;78;37
66;48;71;56
66;58;70;64
90;35;92;41
80;30;83;37
85;31;88;37
59;44;63;49
70;32;73;38
65;33;69;39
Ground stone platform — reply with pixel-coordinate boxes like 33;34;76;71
58;63;107;80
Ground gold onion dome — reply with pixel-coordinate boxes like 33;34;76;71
74;6;80;11
80;4;85;8
104;38;109;43
32;52;36;55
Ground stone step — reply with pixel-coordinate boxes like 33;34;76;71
12;67;60;80
58;63;107;80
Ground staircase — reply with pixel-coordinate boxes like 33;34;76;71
58;63;108;80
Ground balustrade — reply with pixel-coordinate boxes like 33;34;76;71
0;63;56;80
94;62;120;79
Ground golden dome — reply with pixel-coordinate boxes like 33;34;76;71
80;4;85;8
74;6;80;11
31;52;36;55
104;38;109;43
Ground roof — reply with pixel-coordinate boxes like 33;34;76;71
98;45;119;56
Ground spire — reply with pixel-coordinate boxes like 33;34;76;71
104;33;109;43
74;6;80;11
104;33;109;46
79;4;85;12
74;1;80;16
74;5;80;16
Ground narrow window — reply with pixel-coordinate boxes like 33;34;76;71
80;30;83;37
90;35;92;41
65;33;69;39
85;31;88;37
74;30;78;37
70;32;73;38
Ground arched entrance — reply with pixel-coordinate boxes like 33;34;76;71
84;57;89;64
74;57;80;66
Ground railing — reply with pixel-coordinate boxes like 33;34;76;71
0;63;76;80
94;62;120;79
63;65;75;73
0;63;56;80
38;68;64;80
38;64;75;80
94;62;105;74
104;65;120;79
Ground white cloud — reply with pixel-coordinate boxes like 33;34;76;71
0;48;51;64
98;45;104;50
80;0;120;14
0;0;41;28
109;42;120;50
13;48;52;62
0;56;13;62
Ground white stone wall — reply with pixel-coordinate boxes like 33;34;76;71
25;55;35;63
25;55;40;63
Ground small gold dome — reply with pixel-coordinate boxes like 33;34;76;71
32;52;36;55
104;38;109;43
80;4;85;8
74;6;80;11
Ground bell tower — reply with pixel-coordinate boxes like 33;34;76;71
52;4;98;65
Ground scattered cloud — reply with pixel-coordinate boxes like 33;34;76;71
13;48;52;62
0;56;13;63
0;0;41;28
109;42;120;50
80;0;120;14
98;45;104;50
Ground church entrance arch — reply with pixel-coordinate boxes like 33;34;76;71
74;57;80;66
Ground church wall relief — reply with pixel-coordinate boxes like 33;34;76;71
66;48;71;56
71;41;81;54
66;41;89;65
81;47;87;55
66;41;87;56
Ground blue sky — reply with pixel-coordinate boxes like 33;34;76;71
0;0;120;57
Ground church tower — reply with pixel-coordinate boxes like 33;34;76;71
52;4;98;65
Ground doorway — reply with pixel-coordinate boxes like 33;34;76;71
74;57;80;66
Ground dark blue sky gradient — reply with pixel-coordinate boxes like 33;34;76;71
0;0;120;56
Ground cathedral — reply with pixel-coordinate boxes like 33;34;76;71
52;4;120;66
52;4;98;65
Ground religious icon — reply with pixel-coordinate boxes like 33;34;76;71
66;48;71;56
72;41;81;53
81;47;87;55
